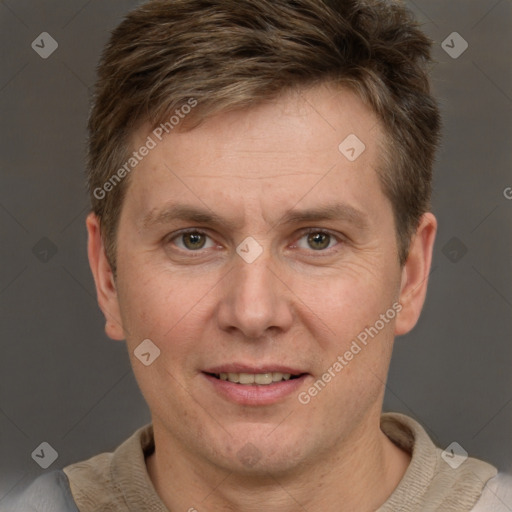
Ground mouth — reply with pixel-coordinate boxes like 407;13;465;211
201;366;309;405
205;371;304;386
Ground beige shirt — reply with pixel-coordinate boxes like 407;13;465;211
62;412;499;511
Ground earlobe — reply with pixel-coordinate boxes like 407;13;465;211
395;213;437;336
86;212;125;341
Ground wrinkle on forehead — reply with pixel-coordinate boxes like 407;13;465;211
124;83;387;240
180;171;326;181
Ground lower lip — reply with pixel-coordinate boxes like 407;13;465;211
202;373;309;405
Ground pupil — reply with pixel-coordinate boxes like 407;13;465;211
308;232;329;250
184;232;205;249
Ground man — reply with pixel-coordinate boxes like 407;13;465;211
6;0;512;510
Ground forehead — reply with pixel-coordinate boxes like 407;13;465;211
122;84;388;226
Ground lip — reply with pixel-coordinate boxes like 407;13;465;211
203;364;305;375
202;368;309;406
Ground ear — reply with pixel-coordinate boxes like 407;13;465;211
86;212;125;341
395;212;437;336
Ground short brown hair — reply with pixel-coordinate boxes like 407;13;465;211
87;0;441;273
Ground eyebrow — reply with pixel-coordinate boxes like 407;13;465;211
140;202;369;232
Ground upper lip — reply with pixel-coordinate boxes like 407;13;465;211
203;364;307;375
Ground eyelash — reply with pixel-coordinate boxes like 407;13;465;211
166;227;344;256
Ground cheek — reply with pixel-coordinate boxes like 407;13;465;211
117;267;213;410
116;260;217;351
292;266;396;343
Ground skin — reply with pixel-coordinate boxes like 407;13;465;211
87;84;436;512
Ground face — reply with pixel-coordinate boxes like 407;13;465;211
88;84;435;476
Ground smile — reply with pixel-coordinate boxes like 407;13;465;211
202;369;309;406
209;372;302;385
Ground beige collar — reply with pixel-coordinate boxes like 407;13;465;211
65;412;497;511
377;412;496;511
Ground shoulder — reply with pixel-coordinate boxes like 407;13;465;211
3;425;156;512
62;449;123;510
63;449;114;489
379;412;500;511
472;472;512;511
62;424;155;511
2;470;79;512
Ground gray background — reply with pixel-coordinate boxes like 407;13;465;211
0;0;511;501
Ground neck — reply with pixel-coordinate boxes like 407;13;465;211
146;413;411;512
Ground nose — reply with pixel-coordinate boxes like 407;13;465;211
216;249;294;340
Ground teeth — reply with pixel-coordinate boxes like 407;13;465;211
228;372;239;383
254;373;272;385
217;372;297;385
239;373;255;384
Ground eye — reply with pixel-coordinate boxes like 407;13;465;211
170;229;216;251
294;229;341;251
166;228;342;255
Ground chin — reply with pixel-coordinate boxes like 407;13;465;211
213;430;308;476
